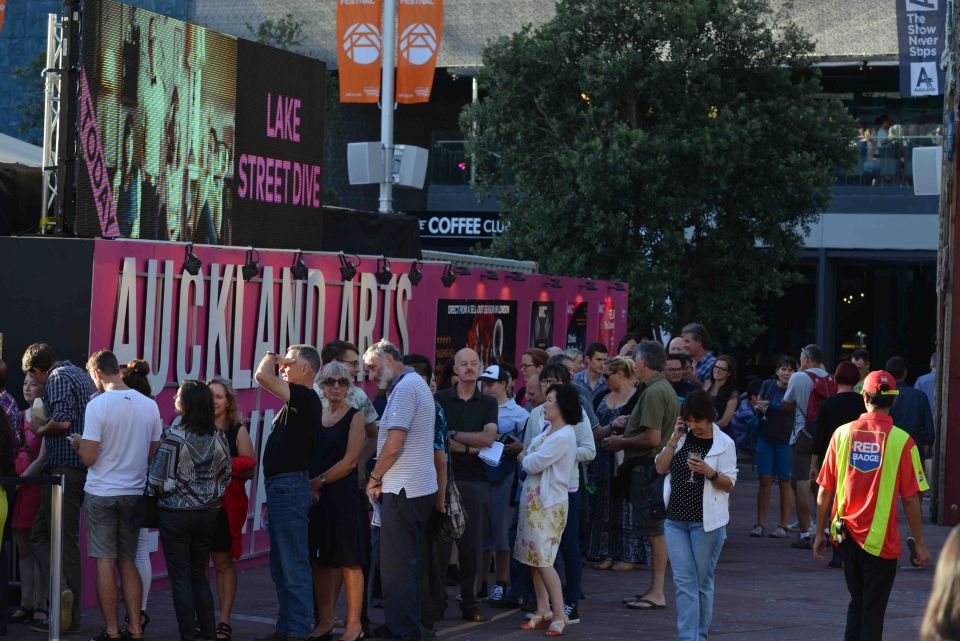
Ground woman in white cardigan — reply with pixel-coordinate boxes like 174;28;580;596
655;390;738;641
515;384;580;637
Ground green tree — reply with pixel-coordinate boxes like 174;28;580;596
462;0;856;345
246;13;306;50
14;51;47;146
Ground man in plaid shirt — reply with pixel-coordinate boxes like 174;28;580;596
22;343;96;633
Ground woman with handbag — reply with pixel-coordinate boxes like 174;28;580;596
148;381;230;641
515;384;579;637
307;362;368;641
10;372;46;625
655;391;738;641
750;357;798;539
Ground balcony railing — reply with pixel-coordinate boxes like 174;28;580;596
833;127;943;188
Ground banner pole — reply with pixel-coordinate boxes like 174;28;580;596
379;0;397;214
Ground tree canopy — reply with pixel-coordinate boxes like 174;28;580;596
462;0;856;345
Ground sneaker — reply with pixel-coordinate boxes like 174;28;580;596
30;620;81;634
769;525;789;539
563;603;581;624
749;524;764;537
791;536;813;550
488;584;505;602
786;520;800;532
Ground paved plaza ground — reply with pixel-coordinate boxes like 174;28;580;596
5;473;951;641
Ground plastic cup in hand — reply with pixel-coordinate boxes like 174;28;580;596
687;452;701;483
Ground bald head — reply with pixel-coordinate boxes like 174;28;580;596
668;337;686;355
525;373;545;408
454;348;482;387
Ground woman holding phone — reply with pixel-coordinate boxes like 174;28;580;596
655;391;738;641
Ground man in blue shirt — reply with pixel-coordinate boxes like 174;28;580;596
914;352;936;419
573;342;609;399
479;365;528;605
886;357;934;459
682;323;717;383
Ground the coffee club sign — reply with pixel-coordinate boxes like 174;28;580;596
897;0;947;97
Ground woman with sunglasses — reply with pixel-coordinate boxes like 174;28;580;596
308;362;368;641
702;355;739;430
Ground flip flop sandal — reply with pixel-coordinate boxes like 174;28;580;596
626;598;666;610
217;622;233;640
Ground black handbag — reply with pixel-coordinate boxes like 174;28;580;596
131;488;159;528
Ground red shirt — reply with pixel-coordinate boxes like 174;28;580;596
817;412;926;559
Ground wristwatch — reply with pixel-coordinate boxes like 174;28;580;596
709;471;720;482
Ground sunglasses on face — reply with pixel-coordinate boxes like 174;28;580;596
322;378;351;387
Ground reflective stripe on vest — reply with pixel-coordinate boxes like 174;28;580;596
832;423;911;556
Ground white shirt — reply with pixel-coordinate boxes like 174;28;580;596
522;404;595;490
377;369;438;499
521;425;577;509
82;389;163;496
662;426;738;532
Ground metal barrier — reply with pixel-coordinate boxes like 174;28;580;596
1;475;66;641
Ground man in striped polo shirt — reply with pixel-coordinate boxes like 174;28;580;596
365;340;438;641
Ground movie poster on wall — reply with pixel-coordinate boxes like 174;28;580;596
435;300;518;370
565;301;587;352
598;298;616;354
530;301;554;349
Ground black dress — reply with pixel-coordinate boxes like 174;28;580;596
308;407;370;567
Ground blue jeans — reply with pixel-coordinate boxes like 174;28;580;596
265;472;313;637
554;490;582;605
664;519;726;641
506;505;534;604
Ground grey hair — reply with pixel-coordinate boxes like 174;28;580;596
364;339;402;363
634;340;666;372
563;348;583;361
288;344;322;375
318;361;352;386
681;323;709;349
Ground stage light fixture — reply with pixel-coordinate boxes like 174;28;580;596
548;277;562;289
582;278;598;291
408;261;423;286
375;257;393;286
242;248;261;282
291;251;309;281
339;252;358;281
610;282;626;292
457;266;472;276
441;263;458;288
182;243;201;276
482;270;499;281
507;272;526;282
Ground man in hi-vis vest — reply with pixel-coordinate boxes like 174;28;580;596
813;370;930;641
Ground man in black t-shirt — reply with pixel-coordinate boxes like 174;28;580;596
435;347;498;622
255;344;324;641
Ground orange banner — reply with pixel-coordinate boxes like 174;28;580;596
0;0;7;36
396;0;443;104
337;0;383;103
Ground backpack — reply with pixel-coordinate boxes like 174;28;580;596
804;371;837;438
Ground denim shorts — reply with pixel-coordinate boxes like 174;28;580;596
755;435;792;480
84;493;142;560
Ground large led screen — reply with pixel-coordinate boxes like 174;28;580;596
76;0;326;246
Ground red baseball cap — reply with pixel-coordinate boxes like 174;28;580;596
862;370;899;396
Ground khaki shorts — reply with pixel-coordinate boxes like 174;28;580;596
84;493;142;560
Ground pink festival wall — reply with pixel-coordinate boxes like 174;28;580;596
80;239;628;605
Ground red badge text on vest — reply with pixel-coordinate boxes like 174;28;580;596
850;430;885;473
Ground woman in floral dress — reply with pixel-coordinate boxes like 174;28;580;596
515;384;580;637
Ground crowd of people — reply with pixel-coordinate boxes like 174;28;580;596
0;322;948;641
